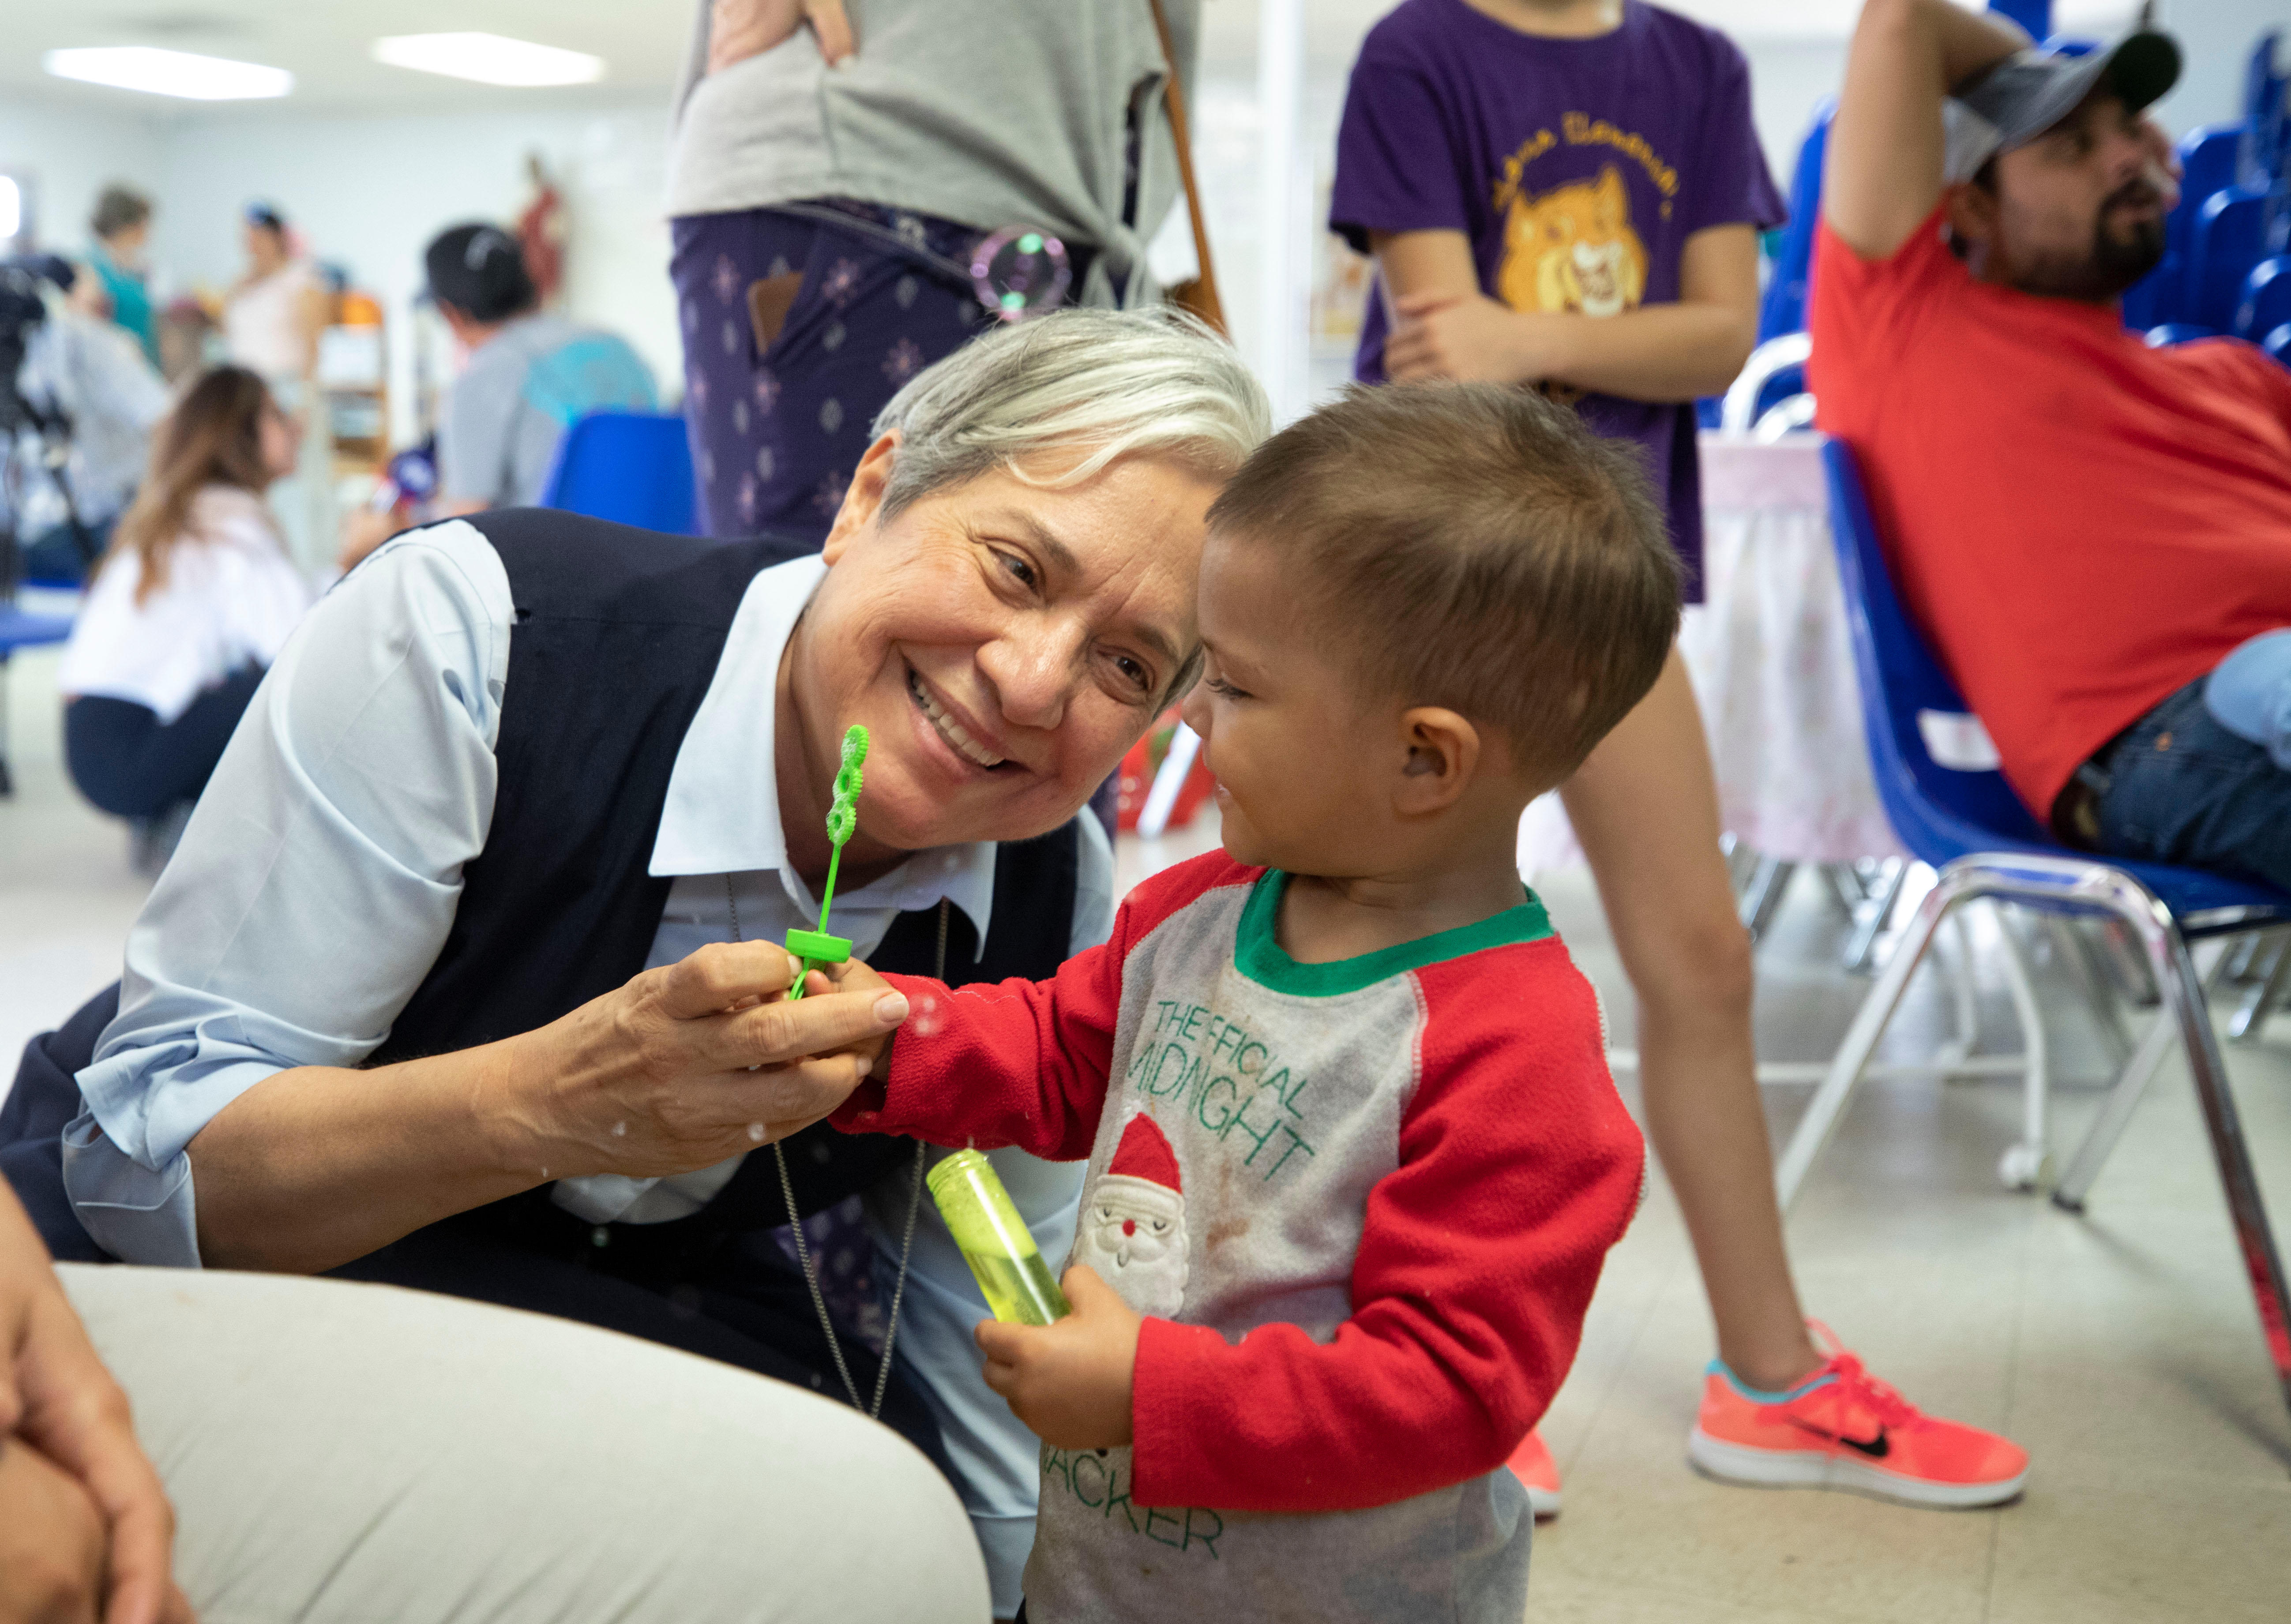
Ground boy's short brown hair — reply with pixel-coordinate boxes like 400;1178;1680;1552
1206;382;1679;788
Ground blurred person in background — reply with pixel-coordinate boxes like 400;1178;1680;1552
339;224;653;572
224;203;334;579
58;366;314;872
85;184;161;370
8;255;169;586
668;0;1201;546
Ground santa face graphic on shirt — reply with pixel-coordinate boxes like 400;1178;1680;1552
1073;1113;1190;1318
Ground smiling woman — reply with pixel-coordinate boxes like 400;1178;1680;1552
3;304;1268;1613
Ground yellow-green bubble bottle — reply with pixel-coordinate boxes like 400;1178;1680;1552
927;1149;1072;1326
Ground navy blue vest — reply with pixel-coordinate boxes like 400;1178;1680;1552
2;510;1080;1266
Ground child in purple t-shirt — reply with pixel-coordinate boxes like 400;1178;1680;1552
1332;0;1783;595
1328;0;2034;1524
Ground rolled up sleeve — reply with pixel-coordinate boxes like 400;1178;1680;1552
67;522;513;1265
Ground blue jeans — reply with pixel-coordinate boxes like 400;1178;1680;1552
2092;678;2291;893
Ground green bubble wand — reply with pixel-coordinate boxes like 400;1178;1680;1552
785;724;869;1001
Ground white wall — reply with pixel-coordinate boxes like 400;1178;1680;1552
149;94;679;443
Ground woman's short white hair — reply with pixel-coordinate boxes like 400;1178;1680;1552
871;306;1271;518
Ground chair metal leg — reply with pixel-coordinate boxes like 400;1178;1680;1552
2046;915;2136;1068
2139;904;2291;1418
1991;905;2052;1191
1842;857;1910;974
1739;855;1797;943
2053;1010;2176;1212
1774;869;1963;1210
1937;912;1981;1066
2229;930;2291;1043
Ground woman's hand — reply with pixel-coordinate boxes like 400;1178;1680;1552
1;1187;194;1624
503;940;911;1181
706;0;855;73
976;1266;1140;1451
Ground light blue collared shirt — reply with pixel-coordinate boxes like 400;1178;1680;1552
63;520;1109;1608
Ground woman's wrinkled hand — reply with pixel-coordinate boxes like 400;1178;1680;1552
499;940;910;1181
706;0;855;74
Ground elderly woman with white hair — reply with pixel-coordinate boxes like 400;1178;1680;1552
1;306;1269;1621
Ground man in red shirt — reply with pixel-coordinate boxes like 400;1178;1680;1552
1814;0;2291;891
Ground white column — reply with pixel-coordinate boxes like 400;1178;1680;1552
1254;0;1308;425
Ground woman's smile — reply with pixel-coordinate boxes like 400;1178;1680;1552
905;663;1016;773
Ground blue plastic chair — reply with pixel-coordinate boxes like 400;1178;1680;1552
1782;440;2291;1421
2265;321;2291;364
1756;99;1833;343
2144;323;2217;347
534;411;701;536
2237;254;2291;340
0;606;72;799
2190;185;2273;334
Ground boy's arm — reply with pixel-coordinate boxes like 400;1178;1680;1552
1825;0;2026;261
1374;224;1759;401
1128;945;1643;1513
829;945;1123;1162
834;859;1245;1160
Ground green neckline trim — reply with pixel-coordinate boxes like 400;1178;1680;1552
1233;870;1553;998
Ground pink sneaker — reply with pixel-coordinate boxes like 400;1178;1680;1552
1686;1324;2029;1508
1506;1427;1563;1518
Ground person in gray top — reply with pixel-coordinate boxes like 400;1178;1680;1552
426;223;657;514
666;0;1201;544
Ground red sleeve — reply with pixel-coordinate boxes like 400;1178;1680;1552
832;853;1256;1161
1127;938;1645;1512
1808;206;1961;440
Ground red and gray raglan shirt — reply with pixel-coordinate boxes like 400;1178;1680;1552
834;851;1644;1623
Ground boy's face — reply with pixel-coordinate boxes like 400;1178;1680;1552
1179;533;1398;875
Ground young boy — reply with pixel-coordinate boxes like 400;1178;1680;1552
827;383;1681;1621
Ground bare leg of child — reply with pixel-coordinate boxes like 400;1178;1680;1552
1551;649;2028;1508
1559;650;1820;1390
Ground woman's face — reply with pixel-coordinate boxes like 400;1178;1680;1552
256;398;300;481
797;435;1219;855
244;222;285;271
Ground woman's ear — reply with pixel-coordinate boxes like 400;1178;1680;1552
822;431;901;564
1393;707;1481;817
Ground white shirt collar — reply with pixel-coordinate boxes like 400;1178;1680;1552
648;553;998;951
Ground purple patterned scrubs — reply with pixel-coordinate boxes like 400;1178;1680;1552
672;201;1000;545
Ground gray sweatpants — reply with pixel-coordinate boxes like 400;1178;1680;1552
60;1264;991;1623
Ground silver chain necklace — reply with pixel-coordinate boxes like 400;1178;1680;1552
727;874;935;1420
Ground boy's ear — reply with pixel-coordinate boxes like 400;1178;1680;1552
822;430;901;564
1393;706;1481;817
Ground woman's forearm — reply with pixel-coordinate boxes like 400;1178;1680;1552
188;1036;546;1275
185;949;909;1275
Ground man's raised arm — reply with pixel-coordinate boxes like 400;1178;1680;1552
1825;0;2029;260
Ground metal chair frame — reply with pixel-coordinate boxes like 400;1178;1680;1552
1788;441;2291;1424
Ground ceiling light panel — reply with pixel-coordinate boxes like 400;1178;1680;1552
372;33;605;88
43;46;293;101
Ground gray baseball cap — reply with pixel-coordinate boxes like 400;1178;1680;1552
1942;29;2182;184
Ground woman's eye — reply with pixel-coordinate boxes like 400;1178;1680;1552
994;550;1039;591
1113;654;1152;694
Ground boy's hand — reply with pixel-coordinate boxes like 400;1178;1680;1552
1386;291;1568;386
976;1267;1139;1450
808;956;898;1080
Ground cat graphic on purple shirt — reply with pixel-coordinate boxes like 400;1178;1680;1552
1331;0;1784;600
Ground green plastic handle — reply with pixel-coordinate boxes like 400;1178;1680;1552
786;724;870;1001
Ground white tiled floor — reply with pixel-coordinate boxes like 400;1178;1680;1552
8;641;2290;1618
